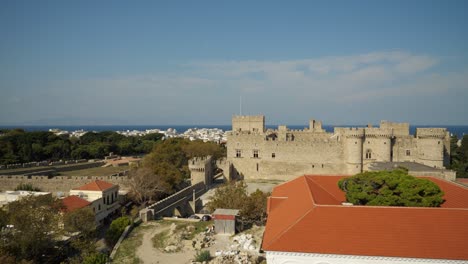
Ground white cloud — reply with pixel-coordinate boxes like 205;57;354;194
3;51;467;125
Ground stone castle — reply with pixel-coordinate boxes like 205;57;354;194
222;115;453;181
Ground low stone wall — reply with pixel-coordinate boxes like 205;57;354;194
1;161;105;176
0;175;129;194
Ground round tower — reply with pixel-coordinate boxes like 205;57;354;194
343;128;365;175
364;128;393;162
416;128;446;168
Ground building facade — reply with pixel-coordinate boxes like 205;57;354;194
225;115;451;181
69;180;120;225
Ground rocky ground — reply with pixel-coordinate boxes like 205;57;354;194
115;220;265;264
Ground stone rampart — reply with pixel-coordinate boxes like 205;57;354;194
416;128;447;138
364;128;393;138
1;161;105;176
2;159;89;170
141;182;206;220
0;175;129;194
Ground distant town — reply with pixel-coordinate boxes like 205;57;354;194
48;127;227;143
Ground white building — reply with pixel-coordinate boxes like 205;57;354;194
0;190;50;207
69;180;120;225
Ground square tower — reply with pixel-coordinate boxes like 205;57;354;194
232;115;265;133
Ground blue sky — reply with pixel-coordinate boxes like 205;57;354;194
1;0;467;125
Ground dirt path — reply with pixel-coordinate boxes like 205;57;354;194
136;224;196;264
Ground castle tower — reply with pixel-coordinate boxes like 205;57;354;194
343;128;365;175
364;128;393;162
416;128;447;168
188;156;213;186
232;115;265;133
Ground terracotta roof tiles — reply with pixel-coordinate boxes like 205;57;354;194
262;175;468;261
62;195;91;212
72;180;115;191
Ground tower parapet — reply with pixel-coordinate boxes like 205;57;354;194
364;128;393;138
189;156;213;185
232;115;265;133
416;128;447;139
341;128;365;138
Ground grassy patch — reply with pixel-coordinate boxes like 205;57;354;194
194;250;211;262
151;230;170;249
112;226;144;264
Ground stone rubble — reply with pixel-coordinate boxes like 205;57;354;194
232;233;257;251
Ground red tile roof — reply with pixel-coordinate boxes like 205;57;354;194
262;175;468;260
456;178;468;186
62;195;91;212
73;180;115;191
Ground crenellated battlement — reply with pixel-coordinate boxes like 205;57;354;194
188;156;213;171
226;115;451;179
416;128;447;138
338;128;365;138
364;128;393;138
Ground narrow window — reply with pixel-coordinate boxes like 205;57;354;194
355;141;357;144
321;164;324;168
256;163;259;171
365;149;372;159
253;150;259;158
406;150;411;156
272;153;276;158
438;141;441;144
98;204;101;211
236;149;242;158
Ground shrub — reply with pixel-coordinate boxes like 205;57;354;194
338;169;445;207
82;253;108;264
105;217;132;246
194;250;211;262
14;183;41;192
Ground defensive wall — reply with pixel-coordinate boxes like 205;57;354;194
0;161;105;176
0;159;89;170
140;182;206;221
226;115;453;181
0;174;130;194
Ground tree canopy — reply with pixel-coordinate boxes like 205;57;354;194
338;169;445;207
448;134;468;178
207;181;269;226
0;130;163;165
0;195;64;263
128;138;226;204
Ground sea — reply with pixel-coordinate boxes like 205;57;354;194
1;125;467;138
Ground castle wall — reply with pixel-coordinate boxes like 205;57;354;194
391;137;418;163
0;175;130;195
227;131;347;180
226;116;451;181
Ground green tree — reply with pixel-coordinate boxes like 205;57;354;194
63;207;96;237
128;167;170;204
207;181;269;226
14;183;41;192
0;195;64;262
105;217;131;247
338;169;445;207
